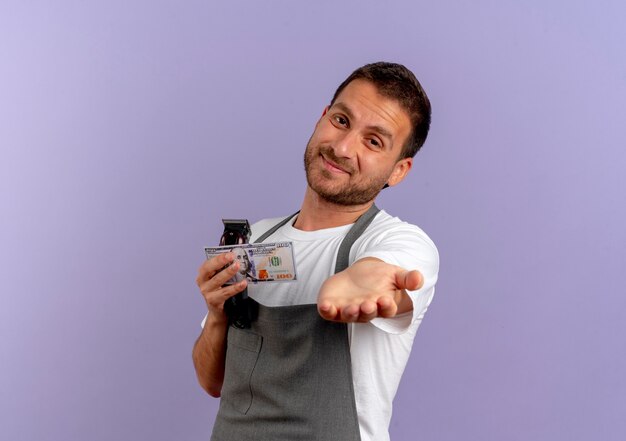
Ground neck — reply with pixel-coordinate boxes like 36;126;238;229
293;187;374;231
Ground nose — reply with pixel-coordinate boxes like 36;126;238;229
332;129;359;159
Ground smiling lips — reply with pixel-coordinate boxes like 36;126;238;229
321;154;350;174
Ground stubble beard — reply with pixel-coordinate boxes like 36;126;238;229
303;140;390;206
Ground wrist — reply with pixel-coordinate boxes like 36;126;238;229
206;309;229;327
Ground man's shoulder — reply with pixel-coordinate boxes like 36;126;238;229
249;215;292;242
368;209;437;249
358;209;440;270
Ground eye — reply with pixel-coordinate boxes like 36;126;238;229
368;138;383;149
332;114;348;127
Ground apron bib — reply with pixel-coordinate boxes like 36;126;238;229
211;205;379;441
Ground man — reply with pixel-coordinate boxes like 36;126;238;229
194;62;439;441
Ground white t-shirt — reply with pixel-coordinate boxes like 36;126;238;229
204;209;439;441
202;210;439;441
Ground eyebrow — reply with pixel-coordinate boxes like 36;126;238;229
332;102;394;142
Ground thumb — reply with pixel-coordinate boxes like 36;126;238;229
395;269;423;291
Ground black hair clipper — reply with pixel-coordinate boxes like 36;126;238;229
220;219;257;328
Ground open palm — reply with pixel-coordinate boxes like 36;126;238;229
317;257;423;323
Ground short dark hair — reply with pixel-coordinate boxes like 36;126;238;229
330;62;431;159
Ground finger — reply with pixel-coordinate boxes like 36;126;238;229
211;261;242;289
395;269;423;291
216;280;248;301
357;300;378;322
340;304;360;322
318;301;338;321
200;277;248;299
201;260;241;293
201;279;248;307
196;252;235;285
377;296;398;318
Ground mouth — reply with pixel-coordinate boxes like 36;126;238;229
321;154;350;175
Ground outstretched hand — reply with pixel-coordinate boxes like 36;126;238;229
317;257;423;323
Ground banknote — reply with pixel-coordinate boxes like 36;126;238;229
204;242;297;283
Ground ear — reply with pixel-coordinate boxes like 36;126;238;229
315;105;330;128
386;157;413;187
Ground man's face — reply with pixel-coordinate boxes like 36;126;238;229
304;79;413;206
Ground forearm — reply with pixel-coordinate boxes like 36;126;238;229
194;253;248;397
192;313;228;397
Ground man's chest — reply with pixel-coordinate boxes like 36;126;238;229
248;235;344;306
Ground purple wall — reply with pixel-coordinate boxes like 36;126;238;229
2;1;625;439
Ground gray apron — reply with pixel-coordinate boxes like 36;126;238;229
211;205;380;441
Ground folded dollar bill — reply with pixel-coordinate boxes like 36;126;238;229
204;242;297;283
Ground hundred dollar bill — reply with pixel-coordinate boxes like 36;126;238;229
204;241;297;283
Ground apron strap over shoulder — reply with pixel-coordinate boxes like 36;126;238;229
253;212;299;244
334;204;380;273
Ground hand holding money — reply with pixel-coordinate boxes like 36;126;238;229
196;252;249;322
